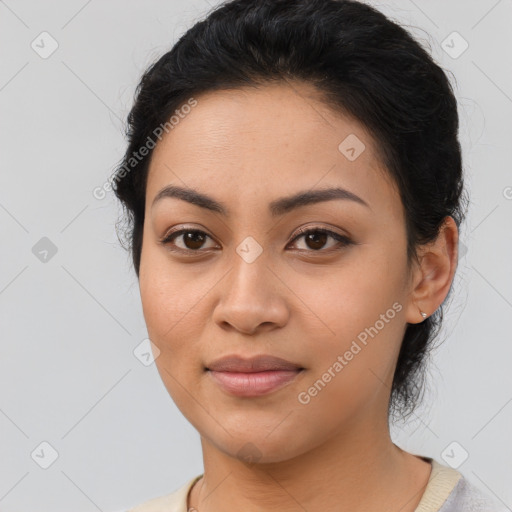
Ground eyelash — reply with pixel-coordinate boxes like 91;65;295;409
159;226;353;255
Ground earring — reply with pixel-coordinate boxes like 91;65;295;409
420;311;427;319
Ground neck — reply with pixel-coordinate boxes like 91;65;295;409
188;412;431;512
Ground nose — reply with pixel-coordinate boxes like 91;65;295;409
211;249;290;335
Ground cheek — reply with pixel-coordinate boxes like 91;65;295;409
139;255;207;417
139;244;204;340
293;250;405;339
139;255;200;397
291;298;404;441
289;250;407;398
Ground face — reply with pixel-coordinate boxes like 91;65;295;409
139;81;418;463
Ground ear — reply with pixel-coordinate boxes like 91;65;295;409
405;216;459;324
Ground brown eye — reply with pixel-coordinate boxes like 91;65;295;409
289;228;353;252
160;226;353;256
303;231;328;250
180;231;207;250
161;229;218;252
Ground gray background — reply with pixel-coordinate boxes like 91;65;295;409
0;0;511;511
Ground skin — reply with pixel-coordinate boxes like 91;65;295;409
138;80;459;512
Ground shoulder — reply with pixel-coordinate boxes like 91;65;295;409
416;457;507;512
438;476;509;512
126;475;202;512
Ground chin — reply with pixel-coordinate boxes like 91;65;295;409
202;425;308;465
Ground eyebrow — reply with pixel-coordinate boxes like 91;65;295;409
151;184;370;216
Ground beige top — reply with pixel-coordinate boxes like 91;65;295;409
127;457;505;512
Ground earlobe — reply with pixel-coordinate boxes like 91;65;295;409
405;216;459;324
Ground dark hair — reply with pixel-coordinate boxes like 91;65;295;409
112;0;467;421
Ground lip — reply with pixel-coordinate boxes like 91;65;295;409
206;354;303;372
205;354;304;397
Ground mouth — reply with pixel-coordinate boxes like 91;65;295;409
205;354;305;397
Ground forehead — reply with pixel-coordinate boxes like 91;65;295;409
146;81;401;220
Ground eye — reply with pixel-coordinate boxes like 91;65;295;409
159;226;353;255
288;227;353;252
160;228;218;253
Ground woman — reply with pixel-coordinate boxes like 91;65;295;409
112;0;506;510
